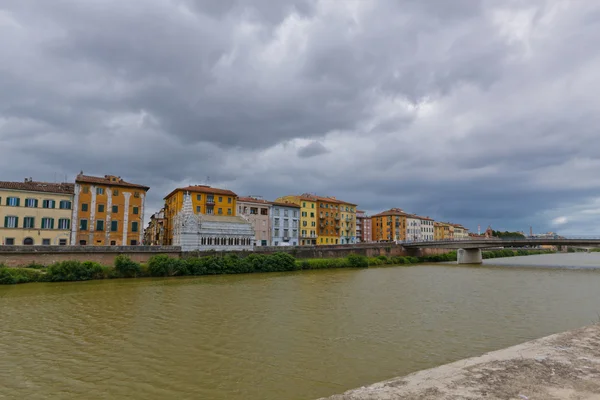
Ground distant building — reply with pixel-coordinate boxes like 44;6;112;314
270;201;300;246
275;194;318;246
452;224;469;239
144;208;166;246
237;196;272;246
434;222;445;241
171;192;254;251
0;179;74;245
419;216;435;241
356;210;372;243
164;185;237;245
71;174;149;246
371;208;407;242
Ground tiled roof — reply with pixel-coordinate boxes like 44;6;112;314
407;214;434;221
165;185;237;199
238;196;272;205
76;174;149;190
271;201;300;208
371;208;407;217
0;181;75;195
300;193;358;207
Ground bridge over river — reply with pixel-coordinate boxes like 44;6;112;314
402;238;600;264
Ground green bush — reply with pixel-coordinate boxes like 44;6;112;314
0;267;43;284
114;255;141;278
347;254;369;268
45;260;104;282
148;255;187;277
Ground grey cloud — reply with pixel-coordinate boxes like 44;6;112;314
297;141;329;158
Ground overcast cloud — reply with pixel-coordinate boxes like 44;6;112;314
1;0;599;235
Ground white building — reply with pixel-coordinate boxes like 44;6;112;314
406;214;434;242
172;192;254;251
420;216;435;241
271;201;300;246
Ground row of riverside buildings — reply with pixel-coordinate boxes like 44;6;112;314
0;176;469;250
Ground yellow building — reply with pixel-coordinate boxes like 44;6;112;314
434;222;445;241
337;200;357;244
164;185;237;245
71;174;149;246
0;179;74;245
371;208;407;242
276;194;317;245
452;224;469;239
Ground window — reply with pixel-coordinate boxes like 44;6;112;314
293;211;298;218
197;194;201;201
110;241;116;245
274;218;280;227
58;219;70;230
42;239;51;245
274;229;279;237
134;192;140;198
98;204;105;213
113;189;119;196
59;239;67;246
227;209;232;215
23;237;34;245
25;198;38;208
81;203;89;212
302;202;306;207
303;221;307;227
310;212;314;218
228;197;232;204
261;208;268;216
250;208;258;215
5;238;14;245
23;217;35;229
206;207;214;215
7;197;20;206
218;196;223;202
218;208;223;215
82;186;89;194
59;200;72;209
42;199;55;209
96;220;105;231
133;207;139;215
130;240;137;245
112;205;118;213
284;210;288;217
41;218;55;229
196;206;201;213
95;187;104;195
80;219;88;230
4;216;18;228
111;221;118;232
132;222;139;232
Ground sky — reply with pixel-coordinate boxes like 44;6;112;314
1;0;599;235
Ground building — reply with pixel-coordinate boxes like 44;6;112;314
420;216;435;241
371;208;407;242
144;208;166;246
452;224;469;239
271;201;300;246
406;214;423;242
237;196;272;246
439;222;455;240
71;174;149;246
434;222;445;241
0;179;74;246
164;185;237;245
338;200;357;244
171;192;254;251
356;210;372;243
276;194;318;246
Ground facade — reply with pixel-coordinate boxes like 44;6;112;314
271;202;300;246
144;208;166;245
237;196;272;246
406;214;423;242
434;222;445;241
71;174;149;246
0;179;74;246
171;193;254;251
370;208;407;242
338;200;357;244
356;210;371;243
164;185;237;245
276;194;318;245
420;216;434;241
452;224;469;239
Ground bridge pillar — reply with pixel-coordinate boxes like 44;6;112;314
457;248;482;264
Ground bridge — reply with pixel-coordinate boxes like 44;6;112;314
402;238;600;264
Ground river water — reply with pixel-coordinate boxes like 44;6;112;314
1;254;600;400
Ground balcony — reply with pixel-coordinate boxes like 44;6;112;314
334;216;340;221
319;214;325;219
301;233;310;238
335;225;340;229
206;199;215;205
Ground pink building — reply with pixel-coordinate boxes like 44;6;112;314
237;196;272;246
356;210;372;243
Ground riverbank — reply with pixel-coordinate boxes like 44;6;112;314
320;324;600;399
0;249;554;285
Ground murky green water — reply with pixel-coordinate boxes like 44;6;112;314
1;254;600;399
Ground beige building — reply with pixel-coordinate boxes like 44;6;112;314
0;179;75;245
237;196;271;246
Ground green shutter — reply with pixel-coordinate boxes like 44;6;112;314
16;198;20;207
15;217;18;228
35;199;39;208
3;216;7;227
51;218;55;229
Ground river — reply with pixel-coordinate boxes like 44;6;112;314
1;253;600;400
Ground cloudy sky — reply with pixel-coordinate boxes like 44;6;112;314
1;0;599;235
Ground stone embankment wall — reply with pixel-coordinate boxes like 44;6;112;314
0;243;452;267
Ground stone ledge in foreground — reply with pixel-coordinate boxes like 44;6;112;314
319;324;600;400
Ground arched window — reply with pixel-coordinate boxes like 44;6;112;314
23;237;34;245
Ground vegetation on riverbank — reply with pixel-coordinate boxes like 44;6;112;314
0;248;555;285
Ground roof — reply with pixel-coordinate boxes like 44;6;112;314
371;208;408;218
407;214;434;221
300;193;357;206
165;185;237;199
271;201;300;208
237;196;272;205
200;215;252;224
76;174;149;190
0;180;75;195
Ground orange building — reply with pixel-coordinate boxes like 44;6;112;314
163;185;237;245
370;208;407;242
71;174;149;246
